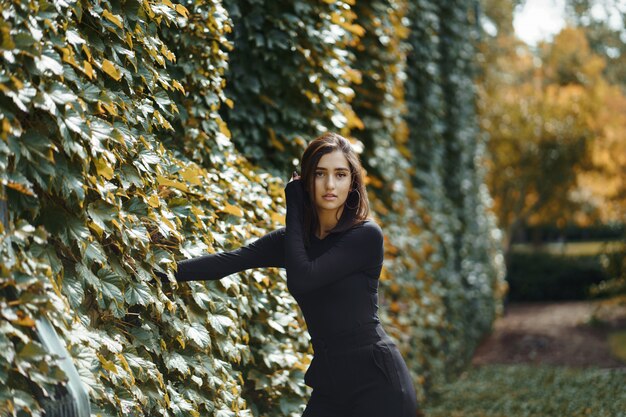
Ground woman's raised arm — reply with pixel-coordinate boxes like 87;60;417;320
160;227;286;282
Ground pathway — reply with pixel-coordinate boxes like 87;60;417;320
472;301;626;368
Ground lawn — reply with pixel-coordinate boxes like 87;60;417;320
423;364;626;417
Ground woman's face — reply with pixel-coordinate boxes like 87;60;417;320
313;150;352;216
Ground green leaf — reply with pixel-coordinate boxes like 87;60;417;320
62;270;85;308
98;268;124;304
185;323;211;348
18;341;47;360
207;314;234;336
76;262;99;288
88;201;118;232
125;280;152;306
35;51;63;76
163;351;189;375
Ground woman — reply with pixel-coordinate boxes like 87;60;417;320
163;132;419;416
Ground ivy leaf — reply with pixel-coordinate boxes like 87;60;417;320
102;59;122;81
98;269;124;304
207;314;234;336
66;29;86;47
76;262;99;288
62;270;85;309
102;9;124;30
163;351;189;375
185;323;211;349
49;82;78;105
88;200;118;232
125;280;152;306
34;53;63;76
17;341;47;361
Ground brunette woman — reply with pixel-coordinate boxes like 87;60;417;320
163;132;419;416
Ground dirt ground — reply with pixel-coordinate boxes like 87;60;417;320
472;301;626;368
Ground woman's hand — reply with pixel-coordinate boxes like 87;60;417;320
285;172;305;217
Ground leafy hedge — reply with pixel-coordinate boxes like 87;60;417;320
1;0;505;415
507;252;609;301
1;0;307;415
403;0;506;379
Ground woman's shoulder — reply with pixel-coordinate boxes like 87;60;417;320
352;218;383;239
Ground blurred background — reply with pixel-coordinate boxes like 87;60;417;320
428;0;626;415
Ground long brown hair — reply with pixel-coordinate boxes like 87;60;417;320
298;132;371;246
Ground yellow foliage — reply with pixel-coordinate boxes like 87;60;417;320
102;10;124;30
175;4;189;18
101;59;122;81
157;174;189;192
222;203;243;217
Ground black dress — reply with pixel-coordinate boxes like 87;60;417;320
170;180;419;416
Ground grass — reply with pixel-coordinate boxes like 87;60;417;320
423;364;626;417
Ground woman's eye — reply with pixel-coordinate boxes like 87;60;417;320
338;173;347;178
315;172;324;177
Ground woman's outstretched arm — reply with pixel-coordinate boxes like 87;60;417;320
284;179;384;296
163;227;286;282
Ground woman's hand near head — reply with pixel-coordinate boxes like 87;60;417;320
290;171;301;182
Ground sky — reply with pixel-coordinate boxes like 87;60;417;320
513;0;626;45
513;0;567;45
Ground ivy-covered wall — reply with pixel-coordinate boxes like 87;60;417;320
0;0;505;416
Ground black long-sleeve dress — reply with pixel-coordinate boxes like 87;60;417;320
170;180;418;416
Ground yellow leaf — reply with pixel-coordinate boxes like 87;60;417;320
5;180;35;196
102;9;124;30
83;60;94;79
225;98;234;109
157;174;189;192
60;47;76;66
88;220;104;238
217;118;230;138
271;212;285;225
125;32;133;49
148;194;160;208
222;203;243;217
81;44;92;61
97;354;118;374
172;79;185;94
162;0;174;7
175;4;189;18
268;128;285;151
13;314;36;327
180;166;202;186
153;110;173;130
95;158;114;180
102;59;122;81
100;101;118;116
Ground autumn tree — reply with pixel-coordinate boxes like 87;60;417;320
477;22;613;255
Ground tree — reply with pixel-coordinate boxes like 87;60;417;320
477;24;612;255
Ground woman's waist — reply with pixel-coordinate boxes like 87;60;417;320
309;320;393;353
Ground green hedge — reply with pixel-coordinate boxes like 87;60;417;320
0;0;505;415
506;252;609;301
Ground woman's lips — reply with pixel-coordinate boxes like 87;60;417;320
323;194;337;200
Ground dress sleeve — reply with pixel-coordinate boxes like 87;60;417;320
284;180;384;296
173;227;286;282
